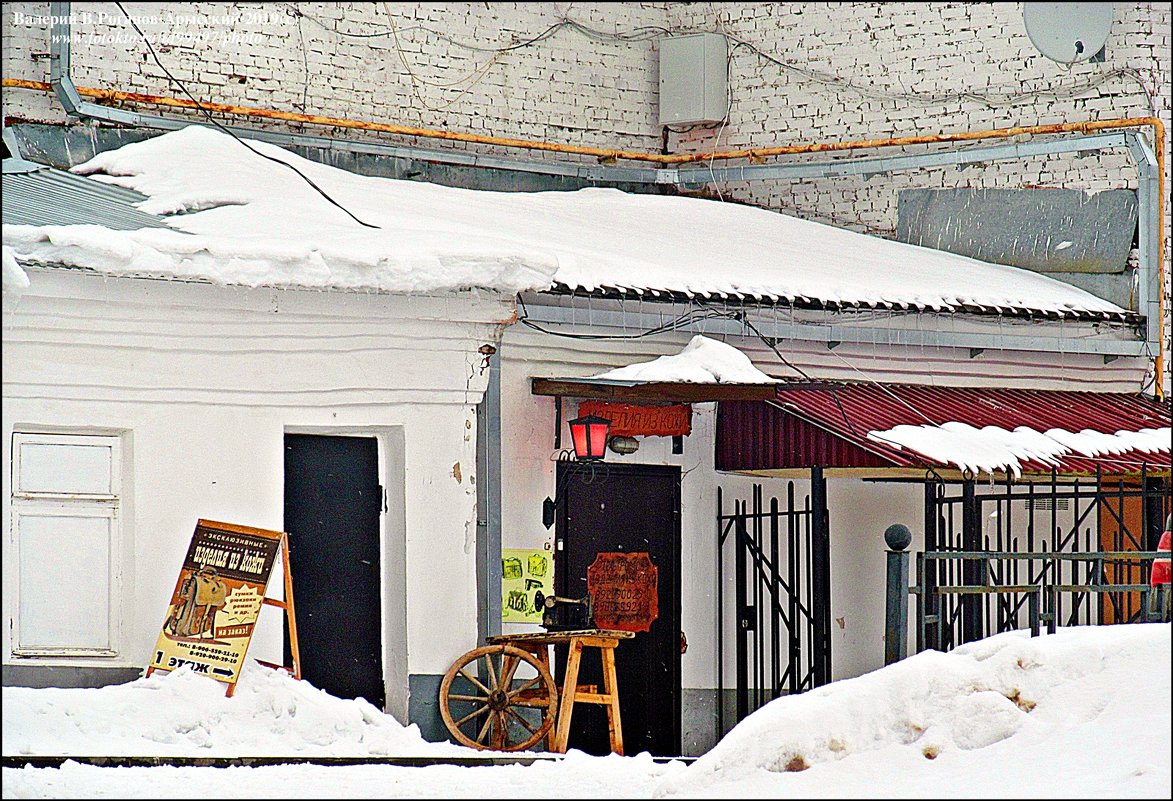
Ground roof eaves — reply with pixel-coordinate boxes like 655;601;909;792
544;282;1138;325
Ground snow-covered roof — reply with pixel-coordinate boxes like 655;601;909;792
744;383;1171;477
1;125;1129;318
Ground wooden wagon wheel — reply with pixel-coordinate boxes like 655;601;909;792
439;644;558;751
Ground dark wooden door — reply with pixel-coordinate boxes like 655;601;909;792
284;434;384;708
555;462;680;756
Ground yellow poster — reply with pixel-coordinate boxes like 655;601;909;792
502;547;553;623
150;519;282;687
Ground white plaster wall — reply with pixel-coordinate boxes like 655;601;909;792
825;479;924;681
1;269;512;713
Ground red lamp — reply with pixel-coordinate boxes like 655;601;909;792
568;414;610;460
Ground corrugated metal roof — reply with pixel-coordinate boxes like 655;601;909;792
545;282;1135;323
2;164;172;230
717;385;1171;476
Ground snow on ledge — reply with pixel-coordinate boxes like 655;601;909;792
589;335;780;384
2;245;30;295
868;422;1172;477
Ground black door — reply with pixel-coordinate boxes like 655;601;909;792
284;434;384;708
555;462;681;756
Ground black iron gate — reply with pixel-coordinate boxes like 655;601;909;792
921;466;1169;652
716;467;831;731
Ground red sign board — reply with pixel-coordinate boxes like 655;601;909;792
587;551;659;633
577;401;691;438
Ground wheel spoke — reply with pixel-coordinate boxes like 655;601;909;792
483;652;498;690
475;711;495;744
506;676;542;698
490;710;506;750
457;668;492;696
448;693;489;702
500;655;520;690
455;704;491;729
506;706;538;735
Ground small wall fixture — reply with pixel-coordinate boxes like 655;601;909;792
608;435;640;455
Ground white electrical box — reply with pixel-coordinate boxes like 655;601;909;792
658;33;728;126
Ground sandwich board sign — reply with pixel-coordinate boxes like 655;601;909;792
148;519;298;696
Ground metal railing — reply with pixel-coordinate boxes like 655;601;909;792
884;543;1169;662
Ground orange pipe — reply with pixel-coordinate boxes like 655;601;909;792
2;77;1166;394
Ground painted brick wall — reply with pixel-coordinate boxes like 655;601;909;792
664;2;1170;392
3;2;1169;389
663;2;1168;236
2;2;670;152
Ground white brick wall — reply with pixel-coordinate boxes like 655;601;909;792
3;2;1169;389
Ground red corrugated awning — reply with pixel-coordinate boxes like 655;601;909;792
717;384;1171;477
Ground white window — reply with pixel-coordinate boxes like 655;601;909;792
10;433;123;658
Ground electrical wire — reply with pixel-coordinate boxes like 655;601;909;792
294;6;1157;113
517;294;739;341
383;4;504;114
293;4;310;112
115;2;381;230
723;31;1158;110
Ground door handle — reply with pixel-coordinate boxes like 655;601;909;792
680;630;688;655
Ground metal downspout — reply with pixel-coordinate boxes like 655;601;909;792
475;345;504;646
1127;132;1167;395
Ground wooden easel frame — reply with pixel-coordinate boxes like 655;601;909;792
146;528;302;698
233;531;302;696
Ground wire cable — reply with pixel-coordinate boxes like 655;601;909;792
516;295;732;340
724;31;1157;110
295;7;1157;113
115;2;381;230
382;4;504;114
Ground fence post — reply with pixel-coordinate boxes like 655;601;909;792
884;524;912;665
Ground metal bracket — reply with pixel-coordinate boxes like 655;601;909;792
554;396;562;450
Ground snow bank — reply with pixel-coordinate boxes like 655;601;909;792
656;624;1171;798
1;125;1129;316
590;335;780;383
1;659;470;758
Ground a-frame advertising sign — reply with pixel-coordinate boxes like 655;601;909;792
147;519;301;697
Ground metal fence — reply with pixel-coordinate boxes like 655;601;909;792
920;468;1169;650
716;470;830;730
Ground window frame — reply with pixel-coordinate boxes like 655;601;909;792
9;432;125;660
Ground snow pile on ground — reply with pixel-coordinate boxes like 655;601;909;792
1;659;469;758
2;750;686;799
1;125;1127;316
590;335;780;384
1;625;1169;798
657;623;1171;798
869;422;1171;478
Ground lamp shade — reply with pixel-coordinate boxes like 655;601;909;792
569;414;610;460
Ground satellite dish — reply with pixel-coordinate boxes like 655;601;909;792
1024;3;1114;63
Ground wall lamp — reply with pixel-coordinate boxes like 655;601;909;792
543;414;612;528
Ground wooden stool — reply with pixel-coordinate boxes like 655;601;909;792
486;628;633;755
